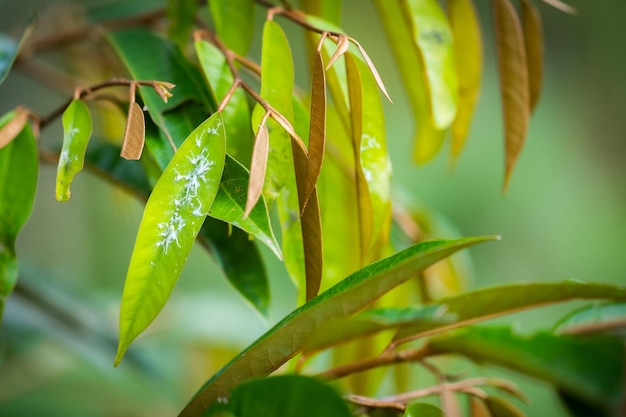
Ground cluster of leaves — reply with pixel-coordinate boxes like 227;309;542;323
0;1;624;417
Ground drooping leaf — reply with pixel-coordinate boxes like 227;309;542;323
209;0;255;56
0;115;37;320
373;0;446;164
218;375;351;417
255;20;295;205
120;101;146;160
554;302;626;336
404;403;444;417
485;397;525;417
404;0;458;129
0;106;29;149
429;326;625;411
200;219;270;318
0;12;36;85
493;0;530;191
448;0;483;162
115;113;226;366
301;50;327;210
521;0;544;112
179;236;495;416
394;281;626;344
245;120;270;217
194;39;253;164
167;0;196;50
303;305;450;354
83;143;272;317
56;99;93;201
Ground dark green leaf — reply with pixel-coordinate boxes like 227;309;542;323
0;115;37;320
167;0;196;50
429;326;624;411
116;113;226;366
394;281;626;344
0;12;35;85
224;375;351;417
209;0;255;56
179;236;495;416
56;99;93;201
404;403;443;417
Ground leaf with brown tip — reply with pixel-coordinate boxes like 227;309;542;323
0;107;29;149
326;34;350;70
449;0;483;163
521;0;544;113
121;102;146;160
302;50;327;213
244;115;270;218
493;0;530;192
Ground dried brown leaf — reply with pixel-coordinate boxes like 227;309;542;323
521;0;544;112
0;107;29;149
493;0;530;192
325;34;350;70
120;102;146;160
354;40;393;103
301;50;327;214
540;0;577;14
244;116;270;218
470;397;493;417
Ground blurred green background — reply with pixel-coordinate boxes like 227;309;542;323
0;0;624;416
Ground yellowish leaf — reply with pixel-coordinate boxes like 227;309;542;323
493;0;530;191
244;114;270;218
448;0;483;163
0;107;29;149
521;0;544;112
120;102;146;160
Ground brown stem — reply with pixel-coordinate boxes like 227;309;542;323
217;80;241;113
255;0;343;37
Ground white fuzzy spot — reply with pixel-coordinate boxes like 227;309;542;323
361;134;380;151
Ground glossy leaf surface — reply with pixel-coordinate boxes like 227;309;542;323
394;281;626;343
449;0;483;162
493;0;530;191
218;375;351;417
56;99;93;201
0;115;37;320
429;325;624;410
521;0;544;112
209;0;255;56
180;236;494;416
404;403;444;417
405;0;458;129
116;113;226;365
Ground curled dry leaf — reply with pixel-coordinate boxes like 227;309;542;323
521;0;544;112
120;102;146;160
325;34;350;70
0;107;29;149
244;113;270;218
493;0;530;192
354;41;392;103
153;82;176;103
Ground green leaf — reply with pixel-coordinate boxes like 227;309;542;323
404;403;444;417
554;302;626;336
209;0;255;56
404;0;458;130
373;0;446;164
179;236;495;416
116;113;226;366
393;281;626;344
200;220;270;319
449;0;483;163
219;375;351;417
195;39;253;165
56;99;93;201
303;305;451;354
256;20;295;205
493;0;530;191
0;115;37;320
300;0;342;27
0;12;35;85
167;0;196;50
429;325;625;411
